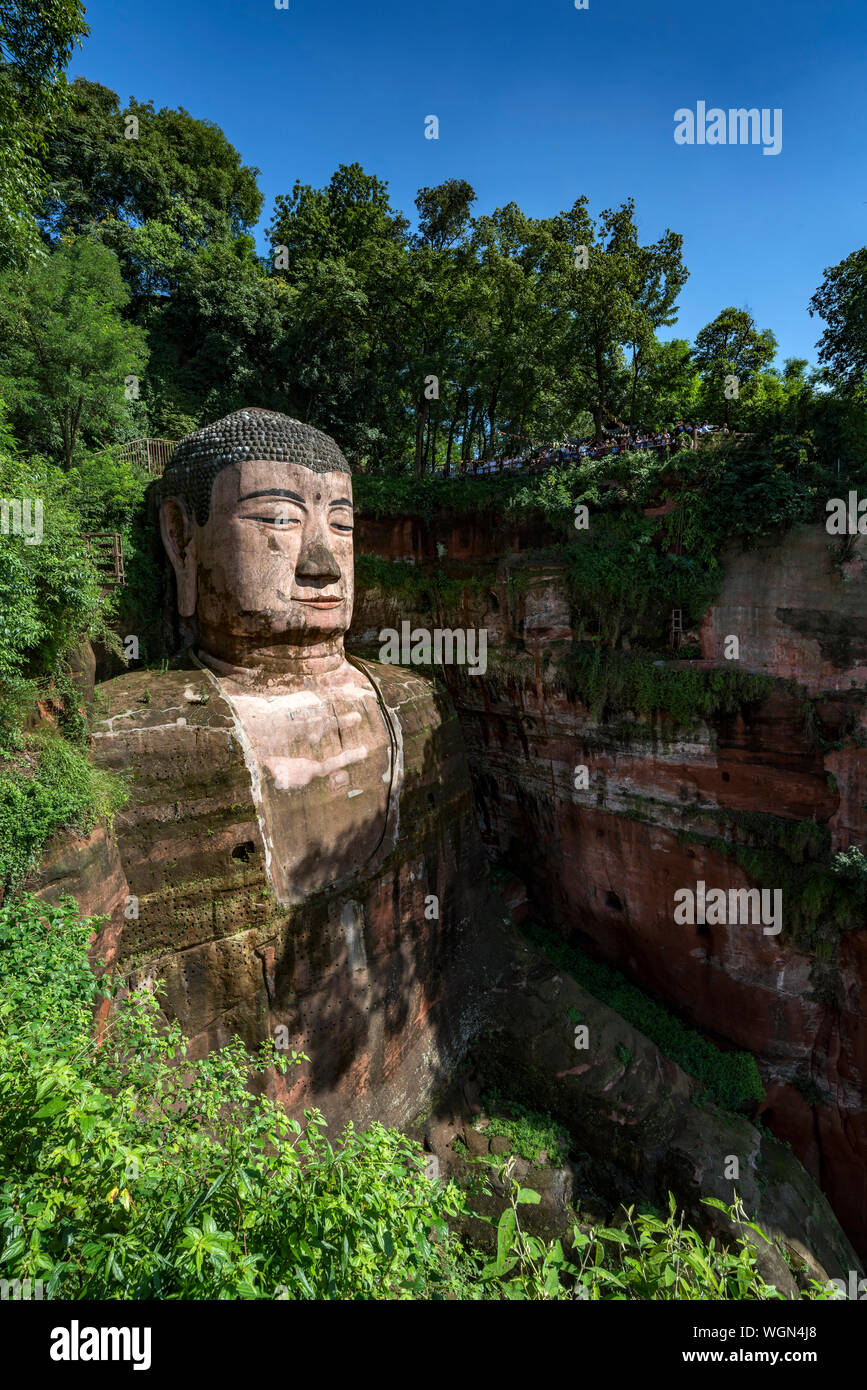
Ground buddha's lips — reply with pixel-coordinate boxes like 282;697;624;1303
278;591;343;607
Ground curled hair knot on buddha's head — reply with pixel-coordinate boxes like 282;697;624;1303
159;408;351;526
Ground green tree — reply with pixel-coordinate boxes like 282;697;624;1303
808;246;867;391
405;179;477;474
414;178;476;252
623;230;689;426
268;163;413;466
147;234;287;431
40;78;263;253
0;0;87;267
693;307;777;427
464;203;554;465
539;199;686;440
0;238;148;466
636;338;699;426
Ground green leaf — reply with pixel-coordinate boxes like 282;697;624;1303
495;1208;517;1273
33;1096;67;1118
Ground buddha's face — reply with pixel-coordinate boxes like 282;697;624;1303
161;459;354;659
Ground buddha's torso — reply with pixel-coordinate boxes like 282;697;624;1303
204;656;393;903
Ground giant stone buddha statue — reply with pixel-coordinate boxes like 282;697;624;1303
90;407;497;1128
158;408;396;903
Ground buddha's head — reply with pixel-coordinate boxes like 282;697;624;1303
159;409;354;672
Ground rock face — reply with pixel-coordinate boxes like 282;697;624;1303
351;514;867;1257
89;661;499;1133
29;676;859;1282
456;924;862;1287
700;527;867;688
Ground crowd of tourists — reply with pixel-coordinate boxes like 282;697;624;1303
457;421;725;476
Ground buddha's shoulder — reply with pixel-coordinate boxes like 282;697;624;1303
92;662;236;739
348;656;458;736
91;654;459;746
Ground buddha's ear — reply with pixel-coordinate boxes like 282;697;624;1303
160;497;197;618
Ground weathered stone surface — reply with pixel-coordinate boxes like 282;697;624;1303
467;927;862;1287
68;640;97;706
700;526;867;688
352;514;867;1255
90;659;499;1133
450;672;867;1255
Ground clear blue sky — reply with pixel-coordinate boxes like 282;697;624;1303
73;0;865;366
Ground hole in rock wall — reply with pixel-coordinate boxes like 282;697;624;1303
606;891;624;912
721;771;731;783
231;841;256;863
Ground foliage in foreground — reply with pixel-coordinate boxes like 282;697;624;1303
0;896;831;1300
481;1175;834;1301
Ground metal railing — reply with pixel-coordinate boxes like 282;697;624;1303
115;438;176;475
443;428;751;478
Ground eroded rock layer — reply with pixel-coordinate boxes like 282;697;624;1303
351;514;867;1254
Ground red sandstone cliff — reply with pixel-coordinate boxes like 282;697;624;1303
351;514;867;1256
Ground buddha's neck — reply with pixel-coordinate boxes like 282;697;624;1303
196;638;349;690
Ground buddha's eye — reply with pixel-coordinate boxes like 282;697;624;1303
242;513;301;527
330;521;354;533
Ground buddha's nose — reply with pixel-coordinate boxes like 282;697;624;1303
295;540;341;581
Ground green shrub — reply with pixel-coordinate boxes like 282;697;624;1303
830;846;867;883
0;897;826;1301
479;1094;569;1165
62;448;150;534
0;733;127;892
555;647;774;726
0;896;469;1301
482;1177;831;1301
0;413;121;748
354;552;489;612
61;445;166;664
0;443;107;684
564;515;718;648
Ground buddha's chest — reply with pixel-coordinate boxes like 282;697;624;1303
227;683;393;902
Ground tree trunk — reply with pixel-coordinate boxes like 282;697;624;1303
594;336;606;442
465;405;479;468
486;387;499;459
413;398;427;478
444;406;457;477
629;346;640;428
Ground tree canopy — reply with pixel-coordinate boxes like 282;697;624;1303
0;0;88;267
0;46;859;476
